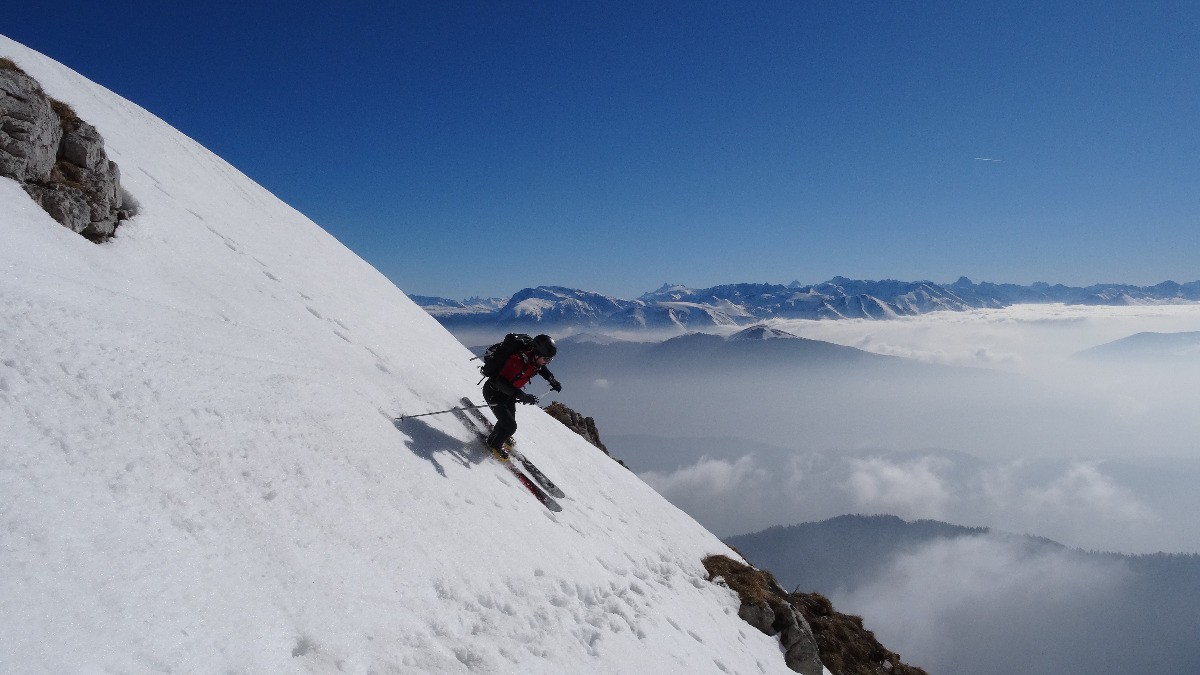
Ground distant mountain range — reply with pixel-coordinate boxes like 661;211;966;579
414;277;1200;332
728;515;1024;592
1075;331;1200;361
551;323;893;377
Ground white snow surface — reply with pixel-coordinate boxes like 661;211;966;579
0;37;805;674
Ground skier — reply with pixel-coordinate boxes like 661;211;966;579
482;333;562;460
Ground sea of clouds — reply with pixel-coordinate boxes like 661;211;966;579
607;303;1200;554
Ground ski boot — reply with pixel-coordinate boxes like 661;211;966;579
485;435;510;462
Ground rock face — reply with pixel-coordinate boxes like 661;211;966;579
543;402;610;455
705;553;928;675
1;58;133;240
789;592;927;675
542;401;629;469
703;555;826;675
0;59;60;181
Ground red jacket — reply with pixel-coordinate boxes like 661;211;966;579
497;352;542;389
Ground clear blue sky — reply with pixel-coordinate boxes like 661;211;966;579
7;2;1200;299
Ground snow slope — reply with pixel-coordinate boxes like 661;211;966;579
0;36;806;674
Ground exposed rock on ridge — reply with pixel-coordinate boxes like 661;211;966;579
704;554;928;675
791;592;928;675
1;57;133;241
703;554;826;674
542;401;629;468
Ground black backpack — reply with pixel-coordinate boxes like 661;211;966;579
479;333;533;378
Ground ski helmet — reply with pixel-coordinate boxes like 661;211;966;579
532;334;557;359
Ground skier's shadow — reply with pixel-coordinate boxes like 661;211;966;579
393;417;482;478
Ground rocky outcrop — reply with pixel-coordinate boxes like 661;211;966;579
0;59;59;181
704;553;928;675
703;554;826;674
543;402;610;453
542;401;631;469
789;592;927;675
1;57;133;241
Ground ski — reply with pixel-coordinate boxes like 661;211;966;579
444;405;561;511
480;435;562;512
505;447;565;499
460;397;566;498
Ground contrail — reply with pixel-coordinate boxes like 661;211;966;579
974;157;1002;162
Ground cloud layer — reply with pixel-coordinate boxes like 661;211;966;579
833;535;1132;674
635;446;1197;553
575;303;1200;552
627;304;1200;673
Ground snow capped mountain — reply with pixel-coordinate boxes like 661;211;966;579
643;282;811;317
605;300;751;330
0;36;818;674
946;277;1200;307
729;324;801;341
641;282;697;300
408;294;508;318
423;277;1200;337
496;286;633;325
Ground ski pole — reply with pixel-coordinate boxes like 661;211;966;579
397;384;555;421
395;402;492;421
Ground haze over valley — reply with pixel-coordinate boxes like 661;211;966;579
433;298;1200;555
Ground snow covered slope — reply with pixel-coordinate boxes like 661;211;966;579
0;36;804;674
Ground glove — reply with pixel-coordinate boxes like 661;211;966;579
548;377;562;393
516;391;539;405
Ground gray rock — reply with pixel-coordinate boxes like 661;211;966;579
741;598;823;675
59;116;105;169
0;62;62;181
705;554;828;674
543;402;610;455
776;607;824;675
737;601;777;633
0;58;133;240
733;596;824;674
24;182;91;233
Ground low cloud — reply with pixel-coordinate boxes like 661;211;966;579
833;535;1131;674
640;455;764;497
850;333;1022;368
773;303;1200;378
568;303;1200;552
638;456;778;536
633;447;1197;553
843;456;951;519
1020;462;1159;533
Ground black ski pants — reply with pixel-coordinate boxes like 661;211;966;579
482;382;517;448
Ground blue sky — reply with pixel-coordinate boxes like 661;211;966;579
7;2;1200;299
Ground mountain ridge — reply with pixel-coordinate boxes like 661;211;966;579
418;278;1200;333
1075;330;1200;361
